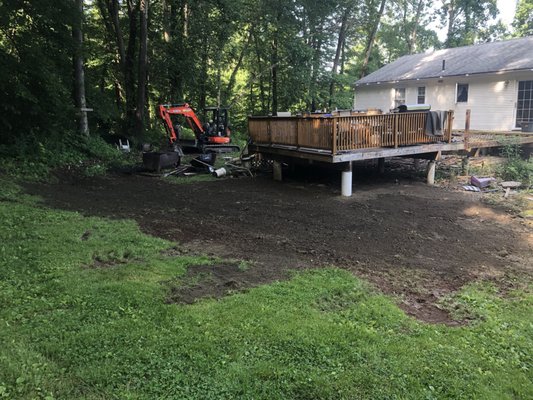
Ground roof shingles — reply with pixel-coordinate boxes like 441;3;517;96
356;36;533;85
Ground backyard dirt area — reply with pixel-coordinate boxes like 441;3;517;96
27;166;532;325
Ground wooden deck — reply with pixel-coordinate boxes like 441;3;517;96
248;112;533;163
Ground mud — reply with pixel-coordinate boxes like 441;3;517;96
26;167;532;324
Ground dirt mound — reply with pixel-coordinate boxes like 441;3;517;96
26;170;532;324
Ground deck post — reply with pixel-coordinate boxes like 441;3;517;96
447;110;453;143
413;158;420;170
394;114;399;148
332;117;338;155
341;162;352;197
461;156;470;175
273;160;283;181
464;109;471;149
378;157;385;174
427;160;436;185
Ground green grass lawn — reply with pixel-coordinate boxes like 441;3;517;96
0;178;532;399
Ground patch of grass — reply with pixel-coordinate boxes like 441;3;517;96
237;259;254;271
483;189;533;216
166;173;217;184
1;183;532;399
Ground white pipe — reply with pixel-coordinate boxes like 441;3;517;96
213;167;227;178
341;170;352;197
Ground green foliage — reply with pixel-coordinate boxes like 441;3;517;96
513;0;533;37
0;135;125;180
0;0;77;145
439;0;501;47
497;141;533;187
0;185;532;399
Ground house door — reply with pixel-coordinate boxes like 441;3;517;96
516;80;533;128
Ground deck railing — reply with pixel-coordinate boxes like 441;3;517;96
248;111;454;154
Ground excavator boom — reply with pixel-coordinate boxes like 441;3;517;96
158;103;205;143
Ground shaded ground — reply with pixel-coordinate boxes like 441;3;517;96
26;165;532;324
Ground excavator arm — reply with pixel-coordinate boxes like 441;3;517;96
158;103;205;144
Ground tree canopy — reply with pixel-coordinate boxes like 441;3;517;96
0;0;523;151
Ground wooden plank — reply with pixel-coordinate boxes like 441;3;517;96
464;109;471;148
332;143;464;162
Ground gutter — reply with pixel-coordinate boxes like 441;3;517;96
355;67;533;87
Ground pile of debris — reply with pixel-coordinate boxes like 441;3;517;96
463;175;522;198
161;153;255;179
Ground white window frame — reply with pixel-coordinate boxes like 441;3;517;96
394;88;406;108
516;80;533;128
417;86;426;104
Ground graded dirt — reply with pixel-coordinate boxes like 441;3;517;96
26;167;532;324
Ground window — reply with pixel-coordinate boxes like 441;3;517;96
417;87;426;104
394;88;406;108
456;83;469;102
516;80;533;128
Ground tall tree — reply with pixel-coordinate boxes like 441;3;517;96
360;0;387;78
134;0;148;138
513;0;533;37
73;0;89;136
441;0;499;47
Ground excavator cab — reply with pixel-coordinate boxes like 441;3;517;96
203;107;231;138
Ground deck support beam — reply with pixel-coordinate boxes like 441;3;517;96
273;161;283;181
378;158;385;174
341;162;353;197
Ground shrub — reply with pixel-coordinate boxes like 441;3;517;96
497;141;533;187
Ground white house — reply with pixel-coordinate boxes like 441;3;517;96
354;36;533;132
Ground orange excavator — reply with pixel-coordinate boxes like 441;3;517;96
158;103;239;153
143;103;240;171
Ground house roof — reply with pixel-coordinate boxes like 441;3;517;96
356;36;533;86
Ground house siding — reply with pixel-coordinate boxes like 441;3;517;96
354;71;533;131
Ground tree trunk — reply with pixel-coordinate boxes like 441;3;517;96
224;30;252;104
360;0;387;79
73;0;89;137
329;8;349;108
252;30;266;113
124;0;139;136
408;0;425;54
445;1;456;47
310;32;323;111
271;28;279;115
96;0;124;109
199;33;209;112
134;0;148;139
109;0;126;68
162;0;171;43
182;0;189;38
